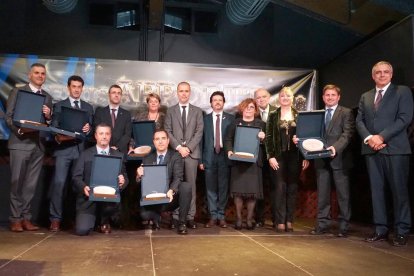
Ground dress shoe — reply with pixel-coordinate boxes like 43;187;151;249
22;220;39;231
100;224;111;234
187;220;197;229
205;219;216;228
337;231;348;238
246;222;255;231
152;222;160;231
234;220;242;230
177;223;188;235
170;219;178;230
365;232;388;243
10;221;23;232
392;234;408;247
219;219;227;228
49;220;61;232
310;228;328;235
255;221;264;228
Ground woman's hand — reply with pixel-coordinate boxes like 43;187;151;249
258;131;265;140
269;157;279;170
292;135;299;145
302;159;309;170
227;151;233;158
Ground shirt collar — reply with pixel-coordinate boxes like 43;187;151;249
325;104;338;113
376;82;391;94
96;146;110;154
29;83;41;92
109;104;119;110
259;105;270;113
157;150;168;156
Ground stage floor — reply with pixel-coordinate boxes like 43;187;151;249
0;218;413;276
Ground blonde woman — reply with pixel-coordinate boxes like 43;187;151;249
265;87;309;232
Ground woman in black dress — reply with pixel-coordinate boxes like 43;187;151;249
265;87;309;232
225;98;265;230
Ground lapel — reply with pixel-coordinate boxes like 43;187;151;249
205;113;213;138
221;112;231;134
186;104;194;127
377;83;395;111
163;150;172;165
327;106;341;133
62;98;72;108
174;104;183;129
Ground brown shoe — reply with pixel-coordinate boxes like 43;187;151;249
219;219;227;228
205;219;217;228
100;224;111;234
22;220;39;231
49;220;61;232
10;221;23;232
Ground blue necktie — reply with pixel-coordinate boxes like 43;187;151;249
100;150;107;155
158;154;164;165
325;108;332;128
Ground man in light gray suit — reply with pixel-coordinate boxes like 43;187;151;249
6;63;52;232
164;81;204;229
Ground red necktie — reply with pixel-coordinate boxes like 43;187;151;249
215;114;221;154
374;90;383;111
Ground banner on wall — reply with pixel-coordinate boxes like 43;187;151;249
0;54;318;114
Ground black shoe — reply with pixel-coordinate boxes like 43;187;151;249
310;228;328;235
170;219;178;230
246;221;255;231
255;221;264;228
152;222;160;231
392;234;408;247
177;223;188;235
187;220;197;229
337;231;348;238
365;232;388;243
234;220;242;230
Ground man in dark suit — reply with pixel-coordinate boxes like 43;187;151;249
356;61;413;246
6;63;52;232
48;75;94;232
136;129;192;234
254;88;276;227
164;82;204;228
94;84;131;154
72;123;128;236
200;91;234;228
309;84;355;237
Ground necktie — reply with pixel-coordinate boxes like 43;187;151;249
215;114;221;154
74;100;80;109
36;90;41;94
374;90;383;111
158;154;164;165
100;150;107;155
181;106;187;137
325;108;332;128
111;109;117;128
261;110;267;122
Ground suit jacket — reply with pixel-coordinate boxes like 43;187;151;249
141;149;184;192
52;98;94;156
72;146;128;195
164;103;204;159
94;105;132;154
265;107;298;160
314;105;355;170
6;84;53;151
356;83;413;155
201;111;234;168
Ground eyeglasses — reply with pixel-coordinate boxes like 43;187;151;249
245;105;256;110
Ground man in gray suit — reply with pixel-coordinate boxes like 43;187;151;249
6;63;52;232
48;75;94;232
310;84;355;237
164;81;204;228
356;61;413;246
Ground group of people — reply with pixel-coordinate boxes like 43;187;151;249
5;61;413;246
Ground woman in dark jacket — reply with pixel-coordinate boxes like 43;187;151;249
265;87;309;232
225;98;265;230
